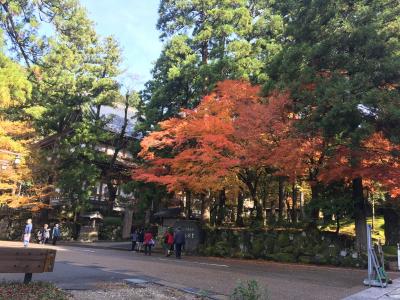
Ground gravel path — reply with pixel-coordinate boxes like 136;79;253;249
68;282;200;300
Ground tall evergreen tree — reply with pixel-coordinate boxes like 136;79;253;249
142;0;283;129
267;0;400;250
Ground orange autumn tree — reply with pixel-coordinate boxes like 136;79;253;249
135;80;296;223
257;93;329;223
318;132;400;197
134;81;242;221
135;81;245;221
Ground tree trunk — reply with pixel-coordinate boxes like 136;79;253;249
353;177;367;252
39;176;53;224
201;40;208;65
335;217;340;235
186;190;192;219
278;177;285;223
291;182;298;223
122;206;133;239
383;202;400;246
230;206;236;223
310;183;321;226
236;190;244;227
269;198;276;223
216;189;226;226
200;193;210;223
262;195;267;227
107;181;117;213
73;205;80;240
253;195;263;223
299;190;305;220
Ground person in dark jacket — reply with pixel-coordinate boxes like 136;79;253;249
137;228;144;252
174;227;185;259
52;224;61;245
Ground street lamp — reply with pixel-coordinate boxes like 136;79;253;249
14;156;21;166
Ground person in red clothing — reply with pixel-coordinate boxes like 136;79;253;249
163;227;174;257
143;229;154;256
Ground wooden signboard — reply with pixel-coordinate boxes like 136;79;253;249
0;248;56;274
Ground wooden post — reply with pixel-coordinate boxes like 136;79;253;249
24;273;32;284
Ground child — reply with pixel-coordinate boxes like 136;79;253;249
131;229;138;251
23;219;33;248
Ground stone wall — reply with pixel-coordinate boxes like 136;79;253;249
199;228;367;268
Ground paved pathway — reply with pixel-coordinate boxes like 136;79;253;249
344;278;400;300
0;241;397;299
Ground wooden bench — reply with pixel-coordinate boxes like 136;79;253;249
0;247;57;283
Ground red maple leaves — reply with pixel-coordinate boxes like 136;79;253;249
134;80;400;199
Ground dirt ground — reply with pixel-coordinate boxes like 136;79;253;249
68;282;200;300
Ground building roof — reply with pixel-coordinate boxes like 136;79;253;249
153;207;182;219
35;104;141;149
99;104;138;137
81;211;103;219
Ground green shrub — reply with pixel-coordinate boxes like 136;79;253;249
312;254;329;265
230;280;269;300
103;217;123;226
214;241;231;257
281;246;294;254
251;238;265;258
99;223;122;241
276;234;290;248
204;246;215;256
59;223;74;240
271;253;296;263
298;256;312;264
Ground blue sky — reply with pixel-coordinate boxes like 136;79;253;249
81;0;163;90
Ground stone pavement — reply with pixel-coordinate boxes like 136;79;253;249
344;278;400;300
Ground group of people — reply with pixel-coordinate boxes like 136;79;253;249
130;228;155;255
163;227;186;259
22;218;61;248
37;223;61;245
130;226;186;259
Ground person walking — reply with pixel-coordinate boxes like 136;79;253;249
164;227;174;257
143;229;154;256
52;224;61;245
131;229;138;251
174;227;185;259
137;228;144;252
23;219;32;248
40;224;50;244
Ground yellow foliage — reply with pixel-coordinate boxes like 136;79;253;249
0;118;37;209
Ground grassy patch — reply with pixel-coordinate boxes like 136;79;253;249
0;281;69;300
321;216;385;243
